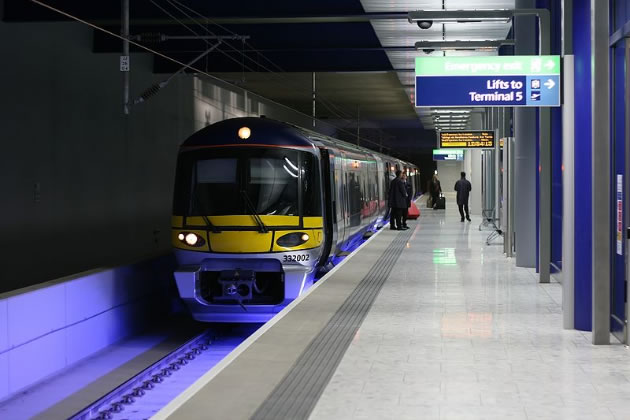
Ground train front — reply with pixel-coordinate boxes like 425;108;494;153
171;118;325;322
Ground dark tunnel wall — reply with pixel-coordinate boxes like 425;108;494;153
0;21;199;293
0;20;428;294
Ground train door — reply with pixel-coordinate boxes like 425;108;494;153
318;148;337;267
339;151;349;244
375;157;385;215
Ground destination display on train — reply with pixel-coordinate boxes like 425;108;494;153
415;56;561;107
439;130;495;149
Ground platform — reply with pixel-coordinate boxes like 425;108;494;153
156;197;629;420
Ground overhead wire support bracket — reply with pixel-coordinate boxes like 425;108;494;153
133;40;222;105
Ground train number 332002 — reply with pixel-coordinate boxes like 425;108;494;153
283;254;310;262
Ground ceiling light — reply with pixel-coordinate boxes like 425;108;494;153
415;40;514;51
408;10;513;25
432;110;471;114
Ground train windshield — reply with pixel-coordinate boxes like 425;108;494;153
174;148;322;218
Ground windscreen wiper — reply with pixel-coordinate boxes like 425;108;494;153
190;188;220;233
240;190;269;233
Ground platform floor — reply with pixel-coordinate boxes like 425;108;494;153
310;200;629;420
160;196;630;420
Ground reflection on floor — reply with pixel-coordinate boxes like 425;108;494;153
310;197;628;420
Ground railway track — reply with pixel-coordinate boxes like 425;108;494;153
68;331;214;420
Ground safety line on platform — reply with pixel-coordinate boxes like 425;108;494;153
251;228;414;420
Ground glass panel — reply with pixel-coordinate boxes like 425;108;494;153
302;153;322;216
174;147;321;219
246;152;299;216
191;158;239;216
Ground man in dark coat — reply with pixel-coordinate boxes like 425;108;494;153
401;172;413;228
454;171;472;222
388;170;408;230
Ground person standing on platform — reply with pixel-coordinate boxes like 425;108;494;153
454;171;472;222
388;170;408;230
401;172;412;229
430;174;442;210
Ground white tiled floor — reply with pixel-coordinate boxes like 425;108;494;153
310;197;630;420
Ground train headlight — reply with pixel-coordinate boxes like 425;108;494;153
185;233;199;246
277;232;309;247
177;232;206;247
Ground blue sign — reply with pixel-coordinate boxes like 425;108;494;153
415;75;560;107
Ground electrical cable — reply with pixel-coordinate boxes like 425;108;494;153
29;0;392;150
163;0;385;131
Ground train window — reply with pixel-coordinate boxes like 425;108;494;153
190;158;239;215
174;148;321;219
196;159;237;183
246;151;299;216
348;173;362;225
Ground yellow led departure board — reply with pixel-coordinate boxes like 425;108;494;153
439;131;495;149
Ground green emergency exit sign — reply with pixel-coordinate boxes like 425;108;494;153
415;56;561;77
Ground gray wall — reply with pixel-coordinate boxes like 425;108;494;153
437;160;464;196
0;21;335;293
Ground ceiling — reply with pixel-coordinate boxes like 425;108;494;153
4;0;515;142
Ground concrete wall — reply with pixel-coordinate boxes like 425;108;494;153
0;255;175;402
0;21;194;293
436;160;464;196
0;21;335;293
464;149;482;216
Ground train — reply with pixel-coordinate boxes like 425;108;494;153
172;117;420;322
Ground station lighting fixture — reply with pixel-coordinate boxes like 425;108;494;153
415;40;514;51
408;10;513;25
432;109;471;113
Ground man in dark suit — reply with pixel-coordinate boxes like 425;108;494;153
388;170;408;230
454;171;472;222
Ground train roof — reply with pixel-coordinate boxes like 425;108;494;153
180;117;314;149
181;117;417;169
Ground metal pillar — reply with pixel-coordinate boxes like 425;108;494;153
494;109;501;228
356;106;360;146
591;0;610;344
514;0;537;268
504;137;516;257
538;10;552;284
312;72;316;127
510;6;552;281
122;0;130;115
562;55;575;329
561;0;575;329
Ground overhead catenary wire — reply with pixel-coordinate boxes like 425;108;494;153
156;0;370;135
159;0;361;124
28;0;394;153
162;0;391;135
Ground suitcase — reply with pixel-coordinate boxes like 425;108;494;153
407;201;420;219
435;195;446;209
